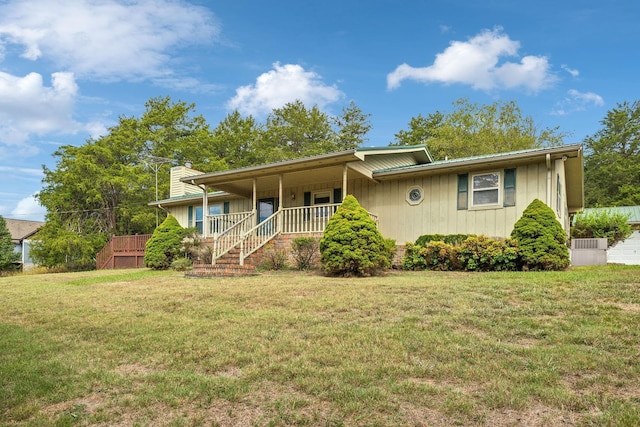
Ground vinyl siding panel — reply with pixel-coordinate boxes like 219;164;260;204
359;162;554;243
162;159;572;243
169;166;203;198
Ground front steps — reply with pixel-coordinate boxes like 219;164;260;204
186;247;259;277
185;232;323;277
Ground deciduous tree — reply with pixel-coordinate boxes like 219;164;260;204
34;96;220;269
393;98;566;160
583;100;640;207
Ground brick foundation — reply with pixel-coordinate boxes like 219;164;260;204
186;234;406;277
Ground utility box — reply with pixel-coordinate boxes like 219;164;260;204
571;238;608;266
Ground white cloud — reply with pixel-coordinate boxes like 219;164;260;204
552;89;604;116
0;165;43;177
11;194;47;221
0;0;220;81
226;63;344;116
387;28;556;92
0;71;79;145
561;64;579;77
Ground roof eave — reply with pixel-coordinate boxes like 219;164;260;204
183;150;359;186
372;144;583;179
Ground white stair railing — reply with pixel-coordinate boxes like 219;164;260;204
211;211;256;264
239;210;281;265
210;204;379;266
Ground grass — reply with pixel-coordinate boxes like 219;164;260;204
1;266;639;426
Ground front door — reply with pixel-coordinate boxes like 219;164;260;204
258;198;276;223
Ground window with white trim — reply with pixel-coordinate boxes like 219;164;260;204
195;206;203;234
471;172;500;206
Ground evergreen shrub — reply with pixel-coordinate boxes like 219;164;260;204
511;198;570;271
144;215;187;270
415;233;473;247
320;195;390;276
383;238;398;267
0;216;20;273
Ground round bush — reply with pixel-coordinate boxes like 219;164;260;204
320;195;390;276
144;215;187;270
457;235;518;271
510;198;570;271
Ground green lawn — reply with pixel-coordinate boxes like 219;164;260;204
1;266;639;426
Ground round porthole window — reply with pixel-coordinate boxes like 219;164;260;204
406;186;424;205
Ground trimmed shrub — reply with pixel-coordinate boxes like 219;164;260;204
291;237;319;271
402;240;462;271
415;233;473;247
457;235;519;271
571;209;632;247
511;199;570;271
144;215;188;270
422;241;460;271
402;242;428;270
415;234;445;247
383;238;398;267
320;195;390;276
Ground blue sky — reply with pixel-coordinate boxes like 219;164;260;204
0;0;638;222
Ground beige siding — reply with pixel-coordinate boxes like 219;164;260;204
163;158;573;242
165;198;252;229
170;166;203;198
352;161;558;244
167;204;191;228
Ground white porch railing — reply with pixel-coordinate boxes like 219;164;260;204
206;211;253;237
281;203;341;233
210;211;256;264
209;204;378;266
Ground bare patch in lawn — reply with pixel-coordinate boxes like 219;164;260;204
484;405;579;426
114;363;155;376
398;402;458;426
41;392;106;418
408;377;481;395
216;365;242;378
613;302;640;312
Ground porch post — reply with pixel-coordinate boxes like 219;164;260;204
200;184;208;238
342;164;348;199
252;179;257;212
278;174;283;232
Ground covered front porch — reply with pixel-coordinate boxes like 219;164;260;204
184;150;377;266
204;203;377;266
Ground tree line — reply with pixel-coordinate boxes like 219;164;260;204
29;96;640;269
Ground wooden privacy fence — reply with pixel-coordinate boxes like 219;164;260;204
96;234;151;270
